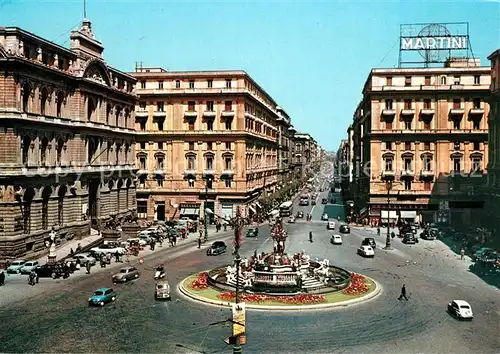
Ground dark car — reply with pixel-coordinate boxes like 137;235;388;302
321;198;328;204
402;233;418;244
311;200;316;205
296;211;304;218
34;264;61;278
362;237;376;249
339;224;350;234
246;227;259;238
207;241;227;256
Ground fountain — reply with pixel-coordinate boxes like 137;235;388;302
207;218;352;295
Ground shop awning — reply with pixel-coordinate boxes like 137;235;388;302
180;208;199;216
249;205;256;213
400;211;417;219
381;211;398;219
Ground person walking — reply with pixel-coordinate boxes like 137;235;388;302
377;227;380;236
398;284;409;301
460;247;465;260
0;270;5;286
198;237;202;249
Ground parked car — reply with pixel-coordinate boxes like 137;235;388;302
330;234;342;245
90;245;126;255
321;198;328;204
473;247;495;261
321;213;329;221
73;253;96;266
296;211;304;219
327;221;336;230
402;233;418;244
112;266;140;283
339;224;350;234
357;245;375;258
155;280;171;301
246;227;259;238
20;261;40;274
6;260;27;274
288;216;296;223
447;300;473;320
207;241;227;256
420;229;437;240
362;237;376;249
311;200;317;205
88;288;117;307
34;264;60;278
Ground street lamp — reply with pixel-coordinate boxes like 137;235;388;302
205;206;247;354
203;177;213;243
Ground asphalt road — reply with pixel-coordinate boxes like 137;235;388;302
0;187;499;353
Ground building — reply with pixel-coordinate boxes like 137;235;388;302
351;59;491;225
293;132;313;179
334;139;348;189
0;20;138;257
276;106;296;184
130;67;281;221
485;49;500;246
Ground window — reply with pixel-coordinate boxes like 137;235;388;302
206;101;214;111
207;79;213;88
188;101;196;111
441;76;447;85
405;142;411;150
189;80;195;89
423;142;431;150
206;157;214;170
188;179;195;188
385;121;392;130
188;120;195;131
207;120;214;131
189;142;195;150
474;75;481;85
453;157;461;172
404;180;412;191
187;156;196;170
473;120;480;129
405;76;411;86
140;81;146;89
385;99;393;110
384;158;393;171
56;138;64;165
140;142;146;149
157;178;163;187
225;79;232;88
472;158;481;171
225;179;231;188
404;158;412;171
139;157;146;169
473;98;481;109
424;181;431;191
404;120;412;129
404;99;412;109
454;76;460;85
158;81;163;89
22;136;30;165
158;142;163;149
424;99;431;109
56;92;64;118
423;156;432;171
424;121;431;130
385;141;392;150
453;119;461;129
139;102;146;110
225;142;231;150
386;76;392;86
225;157;232;170
207;142;213;150
156;156;164;170
40;137;48;165
473;141;480;150
40;89;48;116
225;119;232;130
157;101;164;112
424;76;431;85
206;178;213;189
454;142;460;150
225;101;232;111
453;98;461;108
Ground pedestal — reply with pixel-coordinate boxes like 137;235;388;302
101;229;121;242
121;223;141;239
47;255;57;265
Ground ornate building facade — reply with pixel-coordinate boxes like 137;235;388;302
131;68;280;221
276;106;296;183
351;59;491;225
0;21;138;257
293;132;320;179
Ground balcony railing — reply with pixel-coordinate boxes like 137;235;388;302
449;108;465;115
419;170;434;178
381;109;396;116
184;110;198;118
135;110;148;118
221;110;235;117
401;169;414;177
381;170;396;178
203;110;216;118
400;108;416;116
420;108;435;116
469;108;485;116
153;111;166;118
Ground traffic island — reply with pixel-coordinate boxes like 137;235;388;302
178;271;381;310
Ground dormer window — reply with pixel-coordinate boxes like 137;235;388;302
158;81;163;89
404;76;411;87
225;79;232;88
175;80;180;88
140;81;146;89
189;80;195;89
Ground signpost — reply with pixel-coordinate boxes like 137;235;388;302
232;303;246;345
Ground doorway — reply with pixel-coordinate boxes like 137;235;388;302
88;180;100;228
205;201;215;224
156;201;165;221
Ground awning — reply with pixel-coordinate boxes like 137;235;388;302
249;205;256;213
180;208;200;216
381;211;398;219
400;211;417;219
256;202;262;209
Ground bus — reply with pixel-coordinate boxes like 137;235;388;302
279;201;294;217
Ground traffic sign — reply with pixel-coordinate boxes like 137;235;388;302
232;303;246;338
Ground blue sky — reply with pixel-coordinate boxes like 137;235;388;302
1;0;499;151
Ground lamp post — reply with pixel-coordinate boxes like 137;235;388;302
203;177;212;243
205;206;246;354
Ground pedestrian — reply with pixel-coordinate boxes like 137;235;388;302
0;270;5;286
115;251;120;263
460;247;465;260
86;261;91;274
198;237;202;249
70;248;74;256
377;227;380;236
398;284;409;301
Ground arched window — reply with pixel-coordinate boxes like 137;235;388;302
56;92;64;118
40;88;48;115
22;83;31;112
87;96;95;121
57;185;67;225
40;137;49;166
23;187;36;234
106;104;112;125
56;138;64;165
41;187;52;230
441;76;447;85
22;136;31;165
124;143;129;164
88;138;97;164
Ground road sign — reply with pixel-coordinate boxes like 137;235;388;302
232;303;246;338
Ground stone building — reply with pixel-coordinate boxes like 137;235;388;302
0;21;138;258
130;67;281;221
351;59;491;225
293;132;320;179
276;106;296;184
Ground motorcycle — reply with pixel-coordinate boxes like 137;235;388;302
154;271;166;280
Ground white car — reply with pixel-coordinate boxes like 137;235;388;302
6;259;27;274
20;261;40;274
327;221;336;230
321;213;329;221
90;245;126;255
448;300;473;320
288;216;296;223
357;245;375;257
73;253;97;266
330;234;342;245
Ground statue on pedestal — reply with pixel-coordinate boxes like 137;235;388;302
47;227;57;264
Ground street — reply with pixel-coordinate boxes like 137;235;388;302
0;188;499;353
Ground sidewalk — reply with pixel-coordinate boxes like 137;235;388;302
36;233;102;264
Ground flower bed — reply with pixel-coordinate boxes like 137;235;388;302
218;292;326;304
190;272;209;290
342;273;369;296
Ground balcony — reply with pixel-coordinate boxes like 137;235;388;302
221;110;235;118
221;169;234;177
184;169;196;179
400;109;416;116
469;108;485;116
202;169;215;178
381;109;396;116
203;110;216;118
184;110;198;118
400;169;414;178
381;170;396;179
153;111;166;118
420;108;435;116
135;110;148;118
419;170;434;179
449;108;465;116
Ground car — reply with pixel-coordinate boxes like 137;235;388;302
155;280;171;301
20;261;40;274
447;300;473;320
6;259;27;274
73;253;97;266
296;211;304;219
473;247;495;261
321;198;328;204
321;213;329;221
88;288;117;307
90;245;126;255
34;264;61;278
288;216;296;223
402;233;417;244
339;224;350;234
207;241;227;256
246;227;259;238
362;237;376;249
327;221;336;230
311;200;316;205
357;245;375;258
112;266;140;283
330;234;342;245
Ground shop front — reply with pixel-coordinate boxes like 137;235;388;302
400;210;418;224
380;211;398;226
180;203;201;220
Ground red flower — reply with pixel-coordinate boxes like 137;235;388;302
342;272;369;295
217;292;326;304
190;272;209;290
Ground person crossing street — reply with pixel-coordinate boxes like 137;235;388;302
398;284;409;301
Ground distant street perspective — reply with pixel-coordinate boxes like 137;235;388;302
0;2;499;354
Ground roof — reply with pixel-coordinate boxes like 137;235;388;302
487;49;500;60
95;287;112;292
452;300;471;306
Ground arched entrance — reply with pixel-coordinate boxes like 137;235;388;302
41;186;52;230
23;187;36;234
88;180;100;229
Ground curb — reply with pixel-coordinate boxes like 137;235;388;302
177;275;382;311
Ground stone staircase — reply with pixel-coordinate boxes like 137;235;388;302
301;276;325;289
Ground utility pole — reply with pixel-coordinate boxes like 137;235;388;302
203;178;210;243
231;206;244;353
385;180;393;250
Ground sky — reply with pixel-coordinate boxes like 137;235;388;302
1;0;499;151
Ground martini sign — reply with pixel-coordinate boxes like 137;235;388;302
401;36;468;51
